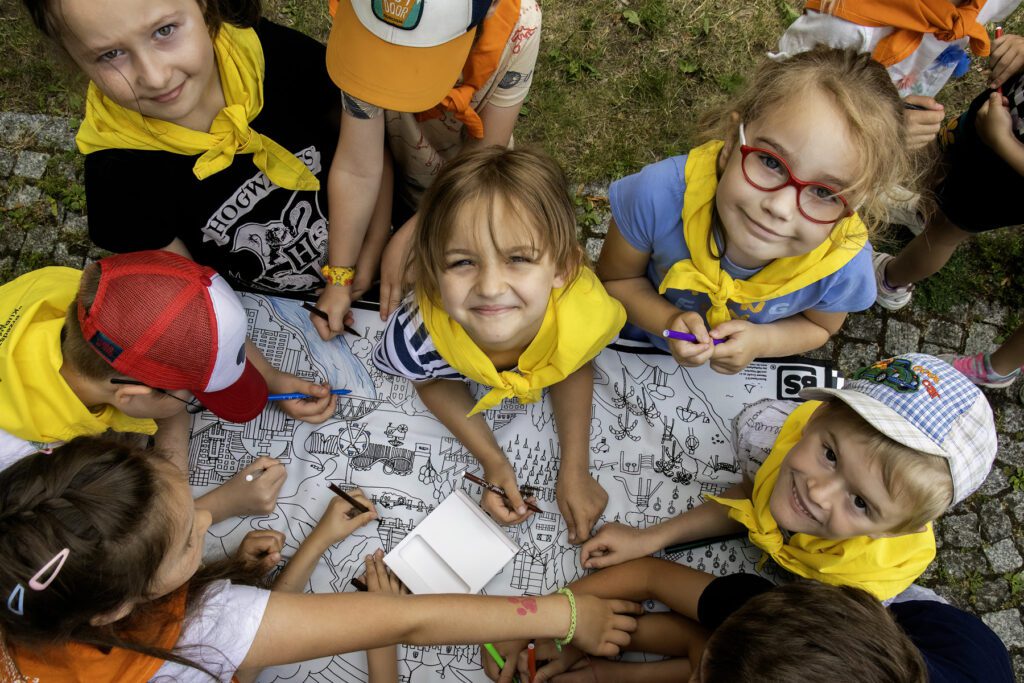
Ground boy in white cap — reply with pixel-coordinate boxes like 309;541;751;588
313;0;541;337
580;353;998;600
0;251;289;521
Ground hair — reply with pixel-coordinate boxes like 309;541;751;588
816;399;954;532
701;580;927;683
0;436;263;677
61;261;117;381
21;0;262;45
700;45;918;240
411;145;586;306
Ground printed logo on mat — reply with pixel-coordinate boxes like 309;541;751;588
373;0;423;29
776;364;826;400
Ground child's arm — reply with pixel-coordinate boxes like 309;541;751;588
597;222;715;367
551;362;607;544
274;490;378;593
194;457;287;524
239;591;642;670
363;550;408;683
707;309;845;375
153;410;192;471
414;379;532;524
977;91;1024;177
580;482;747;569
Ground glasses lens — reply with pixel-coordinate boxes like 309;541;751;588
742;149;790;191
798;184;848;223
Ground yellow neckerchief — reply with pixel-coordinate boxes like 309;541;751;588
75;24;319;191
805;0;990;67
0;268;157;445
414;0;522;138
657;140;868;328
709;400;936;601
418;267;625;416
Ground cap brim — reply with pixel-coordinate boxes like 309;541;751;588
799;387;947;458
194;360;268;423
326;0;475;112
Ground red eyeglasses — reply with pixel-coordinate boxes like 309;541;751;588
737;124;852;224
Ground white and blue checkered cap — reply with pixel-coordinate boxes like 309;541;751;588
801;353;996;506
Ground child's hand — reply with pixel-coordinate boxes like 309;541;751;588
209;457;287;519
481;639;530;683
265;370;337;424
312;285;356;341
665;311;714;367
517;640;584;683
362;548;408;596
311;489;378;546
481;461;534;525
988;33;1024;89
556;471;608;544
708;319;759;375
378;217;417;320
977;91;1015;152
235;529;285;574
903;96;944;150
579;522;654;569
569;594;642;657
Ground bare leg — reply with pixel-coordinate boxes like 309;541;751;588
989;324;1024;376
884;210;973;288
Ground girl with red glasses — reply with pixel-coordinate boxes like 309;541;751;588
597;46;918;375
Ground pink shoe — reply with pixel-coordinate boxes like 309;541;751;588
939;352;1021;389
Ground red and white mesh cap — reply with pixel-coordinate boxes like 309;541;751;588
78;251;268;423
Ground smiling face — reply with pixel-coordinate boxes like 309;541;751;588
768;404;911;540
57;0;223;131
437;197;566;361
146;462;211;599
714;88;862;269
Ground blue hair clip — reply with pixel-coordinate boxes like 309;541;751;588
6;548;70;616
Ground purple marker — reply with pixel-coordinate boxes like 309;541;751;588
662;329;726;345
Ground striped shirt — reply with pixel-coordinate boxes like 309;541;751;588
373;296;465;383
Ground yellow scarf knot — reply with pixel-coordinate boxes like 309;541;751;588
76;24;319;192
658;140;868;328
418;268;625;417
709;400;935;600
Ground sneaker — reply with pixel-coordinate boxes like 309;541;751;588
938;352;1021;389
873;252;914;311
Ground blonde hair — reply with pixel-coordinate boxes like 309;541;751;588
412;146;586;305
61;262;117;381
817;400;953;533
700;46;916;240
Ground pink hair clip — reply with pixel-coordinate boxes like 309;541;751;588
6;548;70;616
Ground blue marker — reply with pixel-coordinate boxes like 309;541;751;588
268;389;352;401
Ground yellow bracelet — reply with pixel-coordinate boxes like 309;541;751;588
321;265;356;287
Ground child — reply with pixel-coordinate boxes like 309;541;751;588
0;250;289;521
316;0;541;336
0;437;641;681
875;33;1024;389
486;559;1012;683
597;47;910;375
20;0;347;421
581;353;998;601
372;147;625;542
774;0;1021;150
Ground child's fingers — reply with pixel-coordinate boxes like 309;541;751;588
481;492;531;525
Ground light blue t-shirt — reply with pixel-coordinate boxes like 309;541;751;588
608;155;876;350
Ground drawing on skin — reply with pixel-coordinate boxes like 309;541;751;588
187;296;836;682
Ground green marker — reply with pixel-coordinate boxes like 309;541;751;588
483;643;519;683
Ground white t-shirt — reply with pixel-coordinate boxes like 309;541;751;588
150;581;270;682
773;2;1021;97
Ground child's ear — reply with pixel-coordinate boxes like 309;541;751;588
111;382;155;407
553;268;568;289
90;602;134;626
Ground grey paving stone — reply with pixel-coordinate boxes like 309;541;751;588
842;312;882;340
0;150;14;176
982;609;1024;649
51;242;85;269
1000;402;1024;434
980;499;1013;542
977;465;1010;498
21;221;60;256
837;341;879;372
942;512;981;548
924;319;963;349
585;238;603;263
973;577;1011;611
580;182;611;236
965;321;1001;356
921;341;956;356
997;436;1024;468
884;318;920;356
942;547;988;579
1009;491;1024;525
13;151;49;180
0;112;75;150
974;299;1009;327
985;538;1023;573
4;185;41;209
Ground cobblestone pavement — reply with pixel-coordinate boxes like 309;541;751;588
2;111;1023;677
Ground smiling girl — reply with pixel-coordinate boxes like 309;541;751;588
373;147;625;543
597;47;916;375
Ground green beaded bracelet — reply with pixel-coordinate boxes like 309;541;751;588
554;587;577;651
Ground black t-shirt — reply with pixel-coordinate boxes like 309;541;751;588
696;575;1014;682
85;19;340;295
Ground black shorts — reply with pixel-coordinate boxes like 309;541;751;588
935;84;1024;233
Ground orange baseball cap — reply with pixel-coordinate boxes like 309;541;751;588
327;0;493;112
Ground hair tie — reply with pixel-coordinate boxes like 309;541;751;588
6;548;71;616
